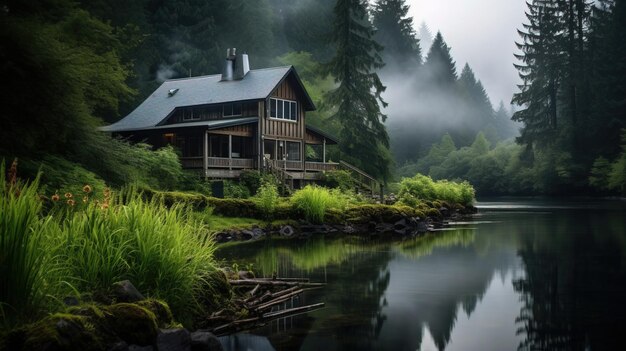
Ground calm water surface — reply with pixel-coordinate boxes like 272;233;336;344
216;198;626;351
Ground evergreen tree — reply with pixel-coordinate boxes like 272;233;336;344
372;0;422;70
325;0;391;181
423;32;457;86
417;21;433;59
512;0;564;147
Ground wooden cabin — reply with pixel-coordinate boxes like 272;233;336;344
102;49;378;191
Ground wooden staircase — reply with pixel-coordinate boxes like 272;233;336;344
338;161;381;199
263;157;294;195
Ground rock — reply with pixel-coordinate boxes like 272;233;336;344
137;299;174;328
112;280;145;303
109;341;130;351
279;225;295;237
156;328;191;351
237;271;255;280
190;331;223;351
104;303;159;346
128;345;154;351
251;228;265;238
375;223;394;233
340;224;358;234
394;218;408;230
240;230;254;240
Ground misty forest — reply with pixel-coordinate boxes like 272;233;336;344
1;0;626;350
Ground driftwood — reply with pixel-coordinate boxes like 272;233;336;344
205;277;326;335
212;302;325;335
228;279;325;288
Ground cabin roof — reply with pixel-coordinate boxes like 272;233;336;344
106;117;260;133
101;66;315;133
306;125;339;144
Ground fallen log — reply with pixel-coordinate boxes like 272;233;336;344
254;289;303;311
211;302;325;335
228;279;325;288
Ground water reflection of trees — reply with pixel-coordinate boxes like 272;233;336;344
377;229;515;351
514;209;626;350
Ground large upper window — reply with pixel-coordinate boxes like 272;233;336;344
269;98;297;121
223;103;242;117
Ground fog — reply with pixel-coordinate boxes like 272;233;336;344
407;0;527;105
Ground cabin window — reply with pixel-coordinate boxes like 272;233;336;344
263;139;276;160
223;103;242;117
231;136;253;158
286;141;301;161
177;135;202;157
182;107;198;121
269;98;297;121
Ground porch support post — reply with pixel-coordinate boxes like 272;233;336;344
203;130;208;179
322;138;326;163
228;134;232;171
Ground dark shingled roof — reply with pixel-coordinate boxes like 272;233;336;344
101;66;315;133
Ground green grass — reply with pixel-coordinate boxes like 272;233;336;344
205;216;264;231
1;171;221;327
397;174;476;206
0;164;50;327
290;185;356;223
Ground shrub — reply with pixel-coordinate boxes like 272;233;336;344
398;174;475;206
290;185;352;223
254;181;279;220
321;170;356;191
223;180;251;199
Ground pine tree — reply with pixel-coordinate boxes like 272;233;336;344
512;0;564;147
372;0;422;70
417;21;433;59
325;0;391;181
423;31;457;86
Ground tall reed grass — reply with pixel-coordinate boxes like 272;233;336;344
398;174;475;206
50;189;218;322
1;162;219;326
290;185;355;223
0;163;51;326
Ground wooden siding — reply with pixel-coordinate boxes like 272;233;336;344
208;124;254;137
165;101;258;124
305;129;325;144
262;77;306;140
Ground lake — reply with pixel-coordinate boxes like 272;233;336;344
215;198;626;351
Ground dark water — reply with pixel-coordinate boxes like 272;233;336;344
215;198;626;351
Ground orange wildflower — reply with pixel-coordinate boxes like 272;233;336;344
83;196;89;203
51;193;60;202
83;185;92;193
67;199;76;206
64;192;73;199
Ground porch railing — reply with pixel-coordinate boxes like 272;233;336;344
305;161;339;172
180;157;255;169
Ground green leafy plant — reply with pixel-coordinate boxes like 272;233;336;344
254;181;279;220
398;174;475;206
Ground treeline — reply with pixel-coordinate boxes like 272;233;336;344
509;0;626;195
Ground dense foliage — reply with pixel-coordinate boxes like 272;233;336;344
397;174;475;207
0;168;218;327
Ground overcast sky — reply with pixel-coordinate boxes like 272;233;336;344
406;0;527;106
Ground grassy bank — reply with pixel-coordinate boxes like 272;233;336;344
0;165;222;329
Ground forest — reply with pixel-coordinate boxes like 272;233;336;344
0;0;624;196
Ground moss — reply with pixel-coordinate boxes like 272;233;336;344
3;314;104;351
136;299;174;328
102;303;158;346
207;198;260;218
345;204;421;224
67;304;106;321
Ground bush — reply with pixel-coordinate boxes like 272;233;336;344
223;180;251;199
398;174;475;206
290;185;354;223
321;170;356;191
20;156;107;197
254;181;279;220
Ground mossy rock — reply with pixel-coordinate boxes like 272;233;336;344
197;269;233;312
102;303;158;346
324;208;345;224
136;299;174;328
207;198;261;218
345;204;419;224
2;314;105;351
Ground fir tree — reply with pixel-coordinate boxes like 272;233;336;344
417;21;433;59
325;0;391;181
424;31;457;86
372;0;422;70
